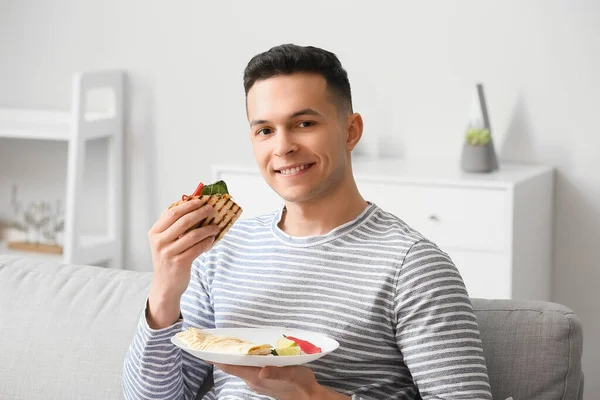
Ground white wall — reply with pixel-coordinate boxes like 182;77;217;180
1;0;598;396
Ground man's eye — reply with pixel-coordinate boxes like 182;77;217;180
257;128;273;136
298;121;314;128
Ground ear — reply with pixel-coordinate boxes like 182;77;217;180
345;113;363;151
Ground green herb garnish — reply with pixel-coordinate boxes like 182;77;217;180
201;180;229;195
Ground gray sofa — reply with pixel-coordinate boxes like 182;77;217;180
0;255;584;399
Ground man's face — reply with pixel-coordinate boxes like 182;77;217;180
247;73;351;203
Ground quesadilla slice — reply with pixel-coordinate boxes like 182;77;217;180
169;180;243;244
176;328;272;356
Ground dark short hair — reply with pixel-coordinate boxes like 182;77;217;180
243;44;353;114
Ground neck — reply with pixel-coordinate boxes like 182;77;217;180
278;167;368;237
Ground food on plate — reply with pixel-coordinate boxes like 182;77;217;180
176;328;323;357
176;328;272;356
272;336;301;356
284;335;322;354
169;180;242;243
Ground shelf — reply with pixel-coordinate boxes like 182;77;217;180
0;70;125;268
0;109;72;141
0;234;117;265
0;240;63;262
351;158;554;188
0;108;114;141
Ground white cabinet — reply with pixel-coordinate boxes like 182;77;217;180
213;158;554;301
0;70;124;268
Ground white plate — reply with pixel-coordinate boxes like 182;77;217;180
171;327;339;367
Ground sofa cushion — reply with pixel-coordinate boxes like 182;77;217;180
472;298;583;400
0;256;152;400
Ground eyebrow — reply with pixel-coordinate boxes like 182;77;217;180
249;108;322;127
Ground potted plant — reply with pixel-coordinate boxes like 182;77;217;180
460;127;497;173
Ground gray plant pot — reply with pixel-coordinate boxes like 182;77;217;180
460;143;497;173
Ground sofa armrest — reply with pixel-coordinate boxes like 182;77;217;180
471;298;583;400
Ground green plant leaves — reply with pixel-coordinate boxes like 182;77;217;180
201;180;229;195
465;128;491;146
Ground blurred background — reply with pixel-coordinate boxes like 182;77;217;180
0;1;598;396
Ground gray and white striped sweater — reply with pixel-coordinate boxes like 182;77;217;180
123;203;492;399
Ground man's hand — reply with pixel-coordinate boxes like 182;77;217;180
214;364;350;400
146;199;220;329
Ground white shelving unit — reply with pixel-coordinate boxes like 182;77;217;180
0;70;124;268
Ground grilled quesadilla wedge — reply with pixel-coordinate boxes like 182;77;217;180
169;180;242;244
176;328;272;356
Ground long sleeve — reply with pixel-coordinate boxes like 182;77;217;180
122;258;214;400
394;240;493;399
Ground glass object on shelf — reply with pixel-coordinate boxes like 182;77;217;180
7;184;64;249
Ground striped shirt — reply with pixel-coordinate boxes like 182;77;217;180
123;203;492;399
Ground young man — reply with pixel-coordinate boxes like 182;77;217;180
123;44;492;400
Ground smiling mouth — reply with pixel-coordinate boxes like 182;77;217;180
276;163;315;175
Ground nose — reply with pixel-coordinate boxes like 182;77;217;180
273;130;298;157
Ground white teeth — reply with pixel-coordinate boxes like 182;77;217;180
279;164;310;175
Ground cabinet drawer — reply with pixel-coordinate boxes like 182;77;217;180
357;181;508;252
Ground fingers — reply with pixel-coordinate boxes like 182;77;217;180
260;366;298;382
214;364;262;381
215;364;320;398
216;364;265;396
161;204;216;242
166;225;220;255
152;230;218;276
215;364;308;383
260;366;321;397
174;231;219;261
150;199;208;235
259;367;275;380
